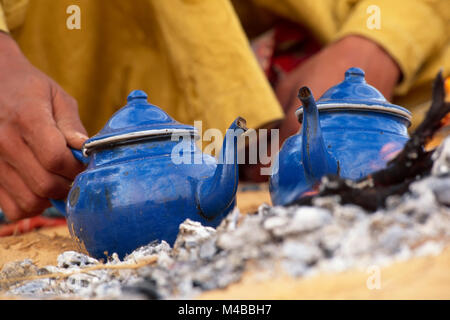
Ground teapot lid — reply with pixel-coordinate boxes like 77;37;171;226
295;67;411;123
83;90;197;155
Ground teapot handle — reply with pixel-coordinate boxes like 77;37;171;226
50;148;90;216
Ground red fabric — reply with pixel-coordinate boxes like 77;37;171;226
0;216;66;237
251;20;322;87
268;20;321;85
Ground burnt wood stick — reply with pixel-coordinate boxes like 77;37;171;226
369;71;449;186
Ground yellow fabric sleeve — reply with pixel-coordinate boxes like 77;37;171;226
334;0;448;95
13;0;284;139
142;0;285;134
251;0;338;44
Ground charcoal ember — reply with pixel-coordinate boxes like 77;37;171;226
57;251;99;268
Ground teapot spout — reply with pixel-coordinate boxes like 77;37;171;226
298;87;338;183
196;117;247;220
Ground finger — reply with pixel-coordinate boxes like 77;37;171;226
51;84;89;149
17;99;87;179
0;158;50;216
0;125;73;199
0;185;31;222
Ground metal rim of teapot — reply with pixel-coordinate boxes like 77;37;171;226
294;103;412;123
82;128;199;157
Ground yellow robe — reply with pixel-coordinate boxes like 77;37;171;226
0;0;449;136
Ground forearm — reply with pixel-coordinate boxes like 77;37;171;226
275;35;402;143
326;35;401;100
334;0;448;95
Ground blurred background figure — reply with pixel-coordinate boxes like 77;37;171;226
0;0;448;222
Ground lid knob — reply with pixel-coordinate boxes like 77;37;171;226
345;67;365;83
127;90;148;103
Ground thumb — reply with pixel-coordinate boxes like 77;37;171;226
51;85;89;149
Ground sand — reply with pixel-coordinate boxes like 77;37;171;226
0;226;78;269
199;247;450;299
1;187;449;299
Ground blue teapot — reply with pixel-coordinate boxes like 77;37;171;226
52;90;246;259
269;67;412;206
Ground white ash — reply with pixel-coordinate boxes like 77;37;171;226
432;136;450;176
263;206;332;237
1;138;450;300
57;251;100;268
124;240;171;264
1;259;38;280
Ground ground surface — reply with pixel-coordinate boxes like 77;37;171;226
1;185;449;299
199;247;450;299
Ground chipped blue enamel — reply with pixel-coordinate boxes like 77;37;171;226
270;68;411;206
51;90;245;259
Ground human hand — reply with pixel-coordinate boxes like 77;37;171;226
275;35;401;141
0;32;88;221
